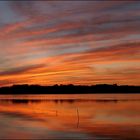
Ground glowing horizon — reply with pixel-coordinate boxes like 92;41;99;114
0;1;140;87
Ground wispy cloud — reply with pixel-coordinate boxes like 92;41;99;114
0;1;140;86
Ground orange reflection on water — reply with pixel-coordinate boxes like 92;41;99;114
0;94;140;139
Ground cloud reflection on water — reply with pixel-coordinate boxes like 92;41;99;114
0;94;140;139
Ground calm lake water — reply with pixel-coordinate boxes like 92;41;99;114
0;94;140;139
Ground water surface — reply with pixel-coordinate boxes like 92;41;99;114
0;94;140;139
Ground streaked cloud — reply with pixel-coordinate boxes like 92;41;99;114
0;1;140;86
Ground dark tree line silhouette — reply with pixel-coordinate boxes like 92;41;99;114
0;84;139;94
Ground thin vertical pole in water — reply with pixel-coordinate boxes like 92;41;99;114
77;108;79;128
56;110;58;116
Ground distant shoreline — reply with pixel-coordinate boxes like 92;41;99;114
0;84;139;94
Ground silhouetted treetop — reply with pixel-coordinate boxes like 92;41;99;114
0;84;139;94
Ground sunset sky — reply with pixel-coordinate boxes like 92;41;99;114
0;1;140;86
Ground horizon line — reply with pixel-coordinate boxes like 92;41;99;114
0;83;140;88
